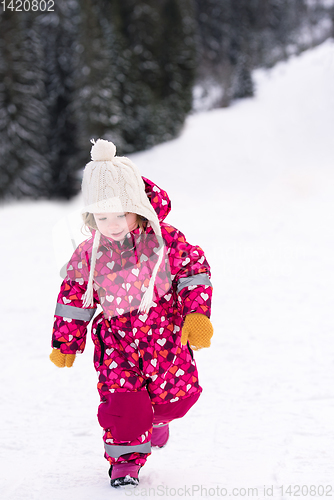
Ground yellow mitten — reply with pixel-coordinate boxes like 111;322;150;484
49;349;76;368
180;313;213;350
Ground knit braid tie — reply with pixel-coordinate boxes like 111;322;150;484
82;230;101;308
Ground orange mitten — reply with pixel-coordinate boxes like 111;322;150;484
180;313;214;350
49;349;76;368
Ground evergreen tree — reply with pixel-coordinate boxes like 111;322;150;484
158;0;197;138
0;10;51;199
99;0;196;153
39;0;81;198
70;0;124;163
194;0;254;105
104;0;163;153
229;0;254;99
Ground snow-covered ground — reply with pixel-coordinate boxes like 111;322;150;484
1;39;334;499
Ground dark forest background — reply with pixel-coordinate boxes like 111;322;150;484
0;0;333;200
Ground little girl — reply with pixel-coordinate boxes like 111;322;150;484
50;139;213;488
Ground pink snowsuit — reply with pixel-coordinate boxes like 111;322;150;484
52;178;212;466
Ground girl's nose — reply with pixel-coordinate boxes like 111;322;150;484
109;219;119;228
109;215;124;228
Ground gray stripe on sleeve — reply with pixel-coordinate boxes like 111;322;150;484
55;303;96;322
104;442;151;458
177;274;212;294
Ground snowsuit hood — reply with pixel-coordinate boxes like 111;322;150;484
142;177;171;223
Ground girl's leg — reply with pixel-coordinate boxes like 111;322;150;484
149;342;202;439
98;389;153;467
151;392;201;447
152;391;201;425
93;318;153;467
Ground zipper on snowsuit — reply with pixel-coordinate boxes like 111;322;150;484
95;324;105;366
138;357;143;371
187;341;194;360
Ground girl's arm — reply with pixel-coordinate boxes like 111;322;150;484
51;244;98;355
163;224;213;319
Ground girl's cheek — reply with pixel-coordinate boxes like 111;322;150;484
127;216;138;231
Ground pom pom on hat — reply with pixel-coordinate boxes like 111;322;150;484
90;138;116;161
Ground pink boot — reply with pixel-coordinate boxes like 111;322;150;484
152;423;169;448
109;463;141;488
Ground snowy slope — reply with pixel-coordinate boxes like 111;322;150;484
1;39;334;499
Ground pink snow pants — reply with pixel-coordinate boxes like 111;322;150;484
93;318;202;466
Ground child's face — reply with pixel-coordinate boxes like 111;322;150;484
93;212;138;241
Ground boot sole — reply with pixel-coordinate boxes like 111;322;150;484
110;476;139;488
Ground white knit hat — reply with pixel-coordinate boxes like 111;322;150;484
81;139;164;314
